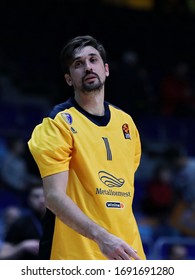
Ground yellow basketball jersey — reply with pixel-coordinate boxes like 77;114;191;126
28;97;146;260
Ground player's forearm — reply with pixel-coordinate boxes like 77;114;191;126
45;190;107;241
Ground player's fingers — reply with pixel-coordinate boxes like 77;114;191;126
125;249;142;260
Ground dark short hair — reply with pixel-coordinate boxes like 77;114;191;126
60;35;107;74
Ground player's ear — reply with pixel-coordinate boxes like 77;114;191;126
105;63;109;77
64;74;72;86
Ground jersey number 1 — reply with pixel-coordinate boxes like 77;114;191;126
102;137;112;161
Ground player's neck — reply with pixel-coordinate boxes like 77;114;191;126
74;91;105;116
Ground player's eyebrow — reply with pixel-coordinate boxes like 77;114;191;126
73;53;99;62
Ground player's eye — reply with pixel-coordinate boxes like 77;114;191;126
74;61;82;68
90;57;98;63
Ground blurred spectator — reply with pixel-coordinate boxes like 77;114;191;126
0;209;17;259
112;50;155;117
168;244;189;260
0;184;45;260
3;206;22;236
0;136;39;198
0;206;22;243
141;163;176;219
137;160;180;244
135;143;164;182
160;62;195;116
164;144;195;203
112;50;140;115
170;200;195;237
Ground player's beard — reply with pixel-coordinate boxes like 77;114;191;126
82;74;105;93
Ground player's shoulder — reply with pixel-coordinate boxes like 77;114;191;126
48;97;74;119
107;101;132;118
107;101;138;130
107;101;125;113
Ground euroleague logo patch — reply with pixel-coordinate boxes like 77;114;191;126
61;113;73;125
106;201;125;209
122;123;131;139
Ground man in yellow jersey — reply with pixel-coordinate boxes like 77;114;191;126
28;35;146;260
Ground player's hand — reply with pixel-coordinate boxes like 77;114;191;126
96;232;141;260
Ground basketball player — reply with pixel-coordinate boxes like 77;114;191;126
28;35;146;260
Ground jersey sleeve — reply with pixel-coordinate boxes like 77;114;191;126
28;116;72;178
